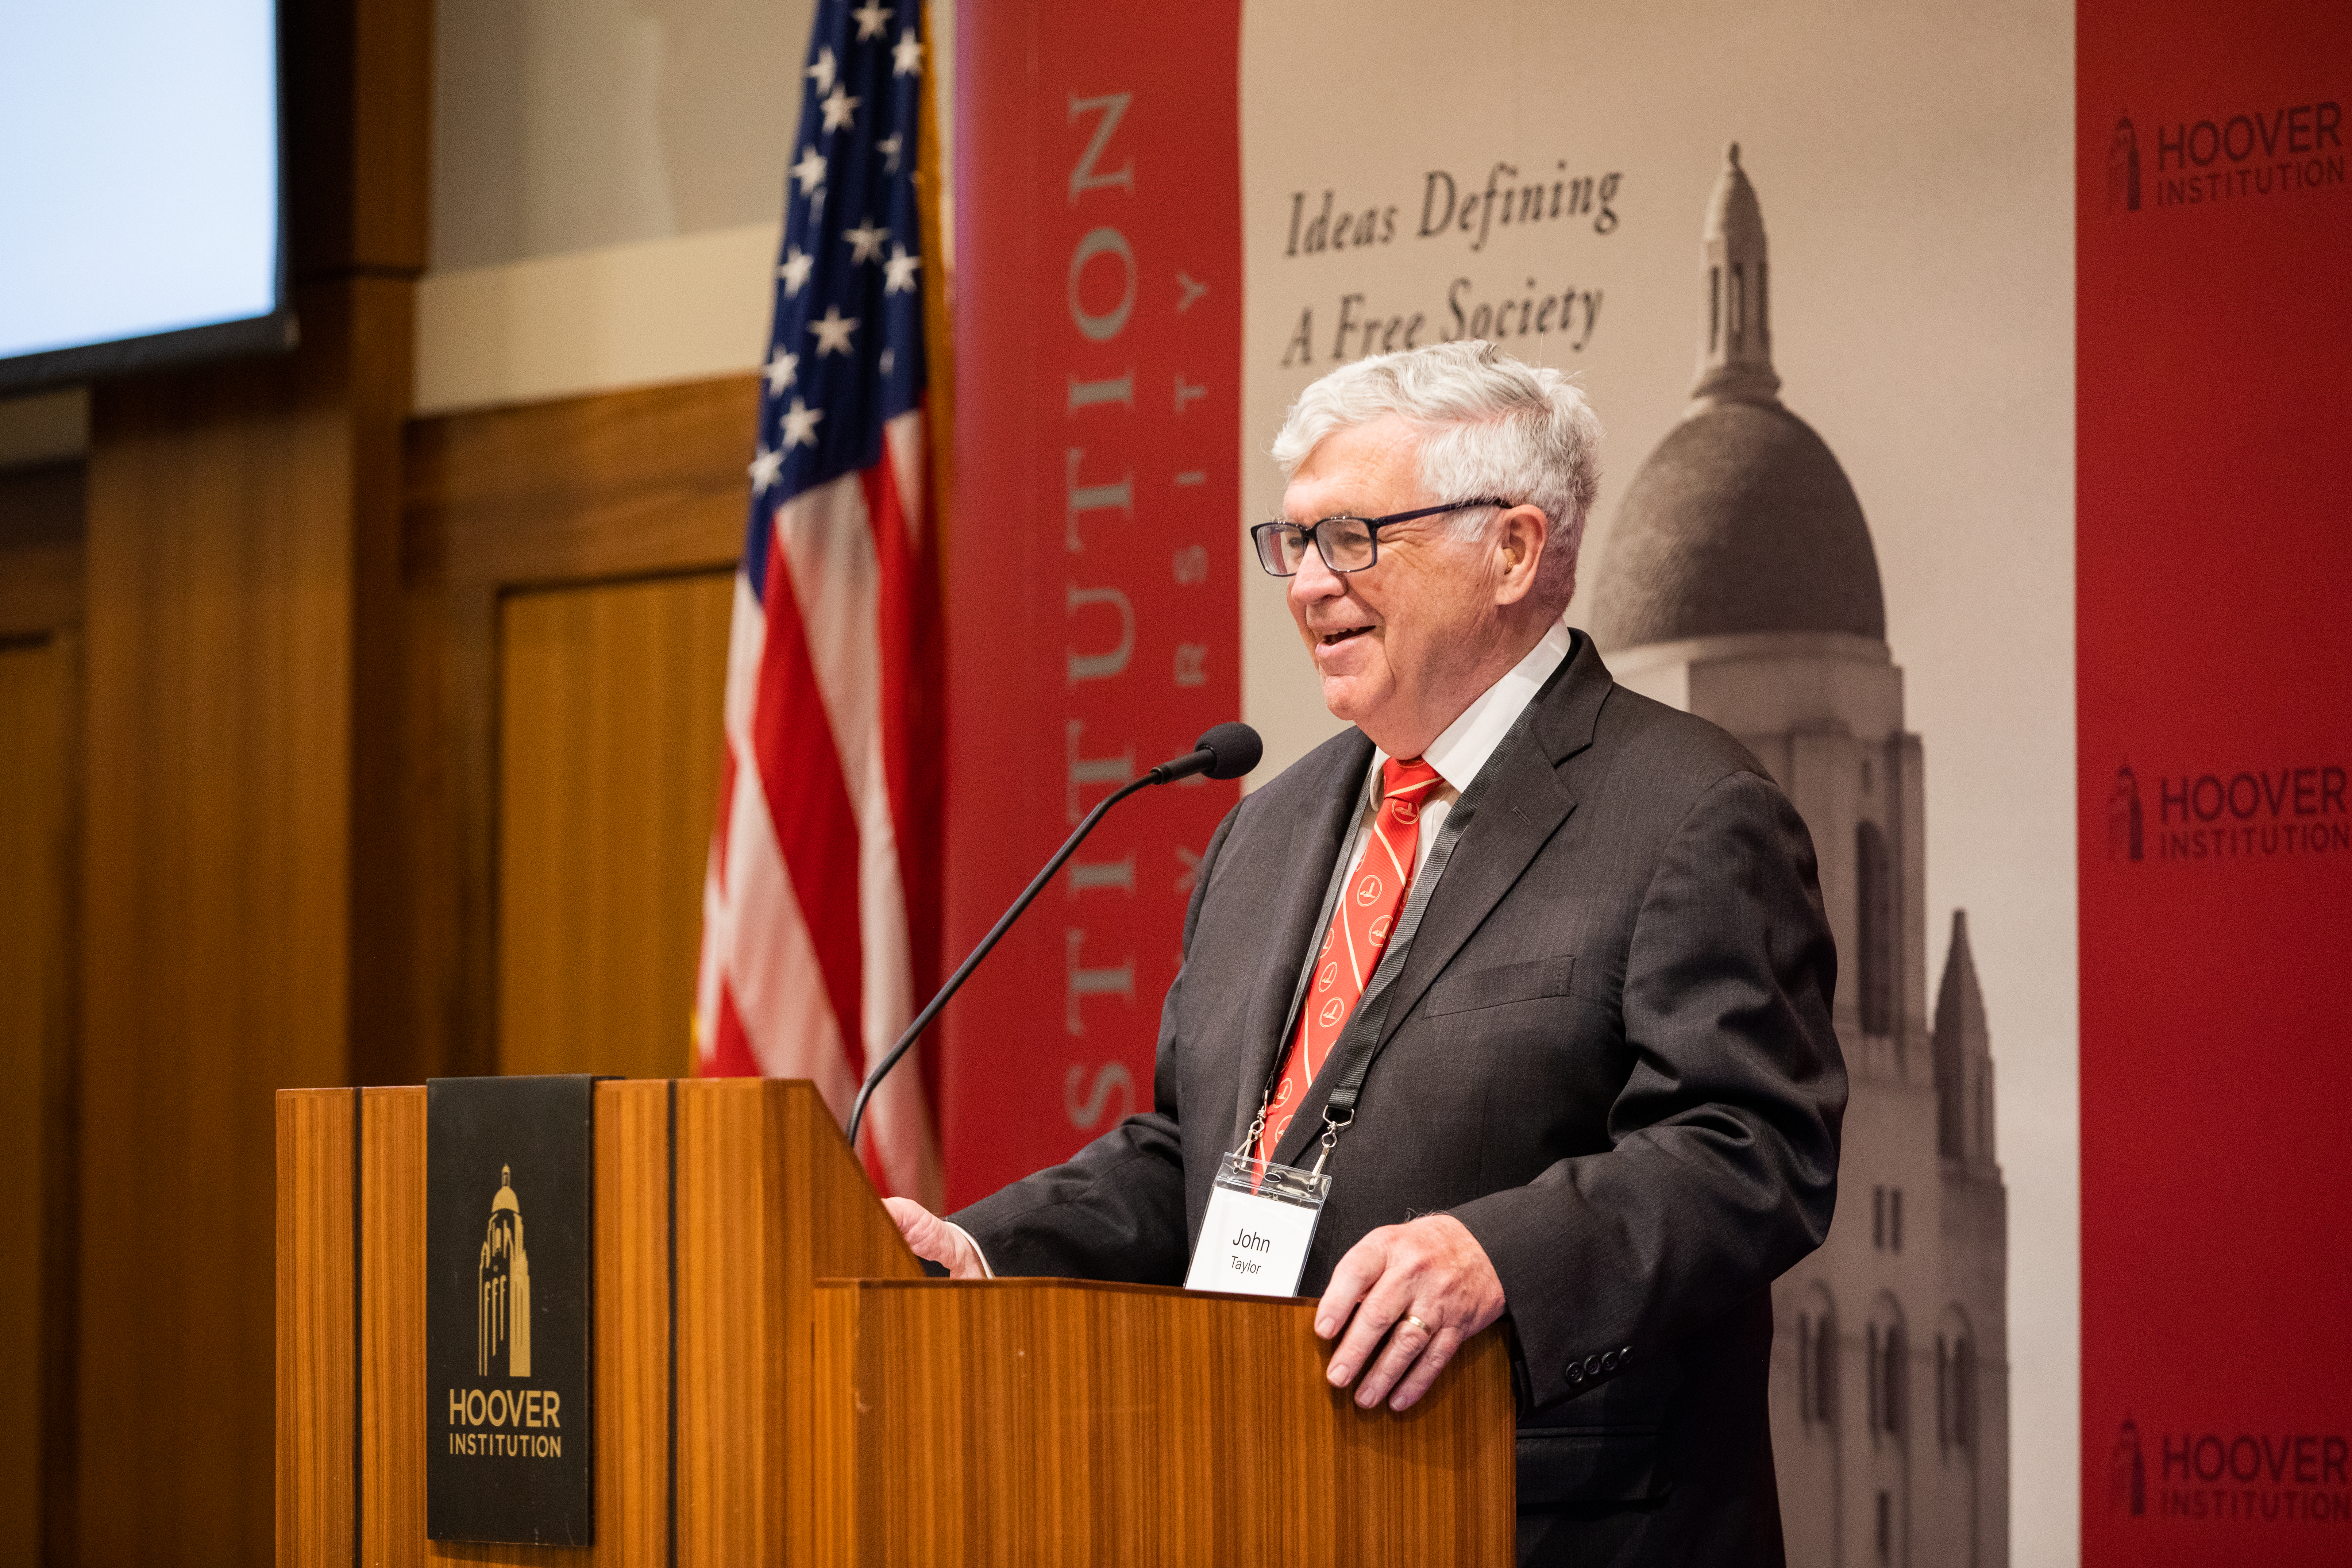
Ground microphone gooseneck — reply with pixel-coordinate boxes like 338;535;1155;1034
845;724;1264;1153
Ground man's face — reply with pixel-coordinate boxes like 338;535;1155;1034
1281;415;1511;754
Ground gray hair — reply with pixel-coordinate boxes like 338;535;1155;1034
1271;340;1603;604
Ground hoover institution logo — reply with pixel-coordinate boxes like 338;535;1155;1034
2110;1414;2352;1525
2107;759;2348;863
426;1075;595;1545
478;1166;532;1379
2110;99;2344;212
2107;119;2142;212
446;1164;561;1456
2106;764;2144;861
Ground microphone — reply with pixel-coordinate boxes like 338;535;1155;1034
1150;720;1262;785
845;723;1264;1152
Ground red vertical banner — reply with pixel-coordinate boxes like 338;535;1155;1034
2078;4;2352;1561
941;2;1243;1204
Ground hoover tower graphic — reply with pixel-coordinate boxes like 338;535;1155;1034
1592;144;2012;1568
478;1165;532;1379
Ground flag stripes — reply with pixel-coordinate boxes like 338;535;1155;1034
694;0;943;1206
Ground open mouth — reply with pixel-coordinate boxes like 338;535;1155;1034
1319;625;1374;647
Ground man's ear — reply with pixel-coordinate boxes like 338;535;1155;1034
1491;505;1550;606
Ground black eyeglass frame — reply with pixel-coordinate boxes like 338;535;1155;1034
1250;498;1515;577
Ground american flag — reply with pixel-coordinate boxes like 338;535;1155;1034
695;0;944;1205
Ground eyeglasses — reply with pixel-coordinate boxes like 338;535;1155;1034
1250;499;1512;577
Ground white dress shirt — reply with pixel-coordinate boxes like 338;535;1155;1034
1345;616;1575;881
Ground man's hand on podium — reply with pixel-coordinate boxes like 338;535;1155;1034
1315;1214;1507;1414
884;1197;991;1280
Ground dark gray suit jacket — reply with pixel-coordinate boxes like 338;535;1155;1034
955;632;1846;1565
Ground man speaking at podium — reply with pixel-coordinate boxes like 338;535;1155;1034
888;340;1845;1566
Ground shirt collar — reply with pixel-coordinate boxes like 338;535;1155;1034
1372;617;1574;794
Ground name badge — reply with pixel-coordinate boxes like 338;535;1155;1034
1183;1151;1330;1297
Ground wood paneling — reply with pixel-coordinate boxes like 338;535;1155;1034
85;323;343;1561
74;0;429;1559
0;460;84;636
404;376;755;589
496;574;731;1080
398;374;755;1086
810;1279;1516;1568
674;1080;923;1568
276;1091;358;1568
83;273;421;1564
284;0;434;281
0;636;75;1568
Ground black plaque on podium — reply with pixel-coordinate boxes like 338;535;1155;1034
424;1075;597;1546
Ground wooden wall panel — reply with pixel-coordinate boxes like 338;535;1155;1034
0;460;84;636
1;442;85;1568
69;0;430;1560
284;0;434;282
0;636;74;1568
399;375;753;1086
496;574;732;1080
85;327;361;1563
404;377;755;589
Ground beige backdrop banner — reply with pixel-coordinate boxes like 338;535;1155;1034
1236;3;2075;1562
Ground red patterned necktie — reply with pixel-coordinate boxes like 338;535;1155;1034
1254;755;1443;1171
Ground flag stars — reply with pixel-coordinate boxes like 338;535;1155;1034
779;398;824;450
809;306;860;356
791;147;827;197
845;219;890;264
779;246;814;296
748;444;783;492
754;9;924;503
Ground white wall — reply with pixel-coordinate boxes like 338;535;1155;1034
431;0;812;270
418;0;955;416
420;0;807;413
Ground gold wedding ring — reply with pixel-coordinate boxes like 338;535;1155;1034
1400;1314;1430;1334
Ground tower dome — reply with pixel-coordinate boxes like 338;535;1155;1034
1591;145;1885;651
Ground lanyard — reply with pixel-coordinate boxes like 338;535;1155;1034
1237;694;1546;1174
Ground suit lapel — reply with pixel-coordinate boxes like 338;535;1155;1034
1377;636;1611;1046
1227;730;1372;1151
1265;635;1614;1171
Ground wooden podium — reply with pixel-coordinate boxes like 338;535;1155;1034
277;1079;1514;1567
